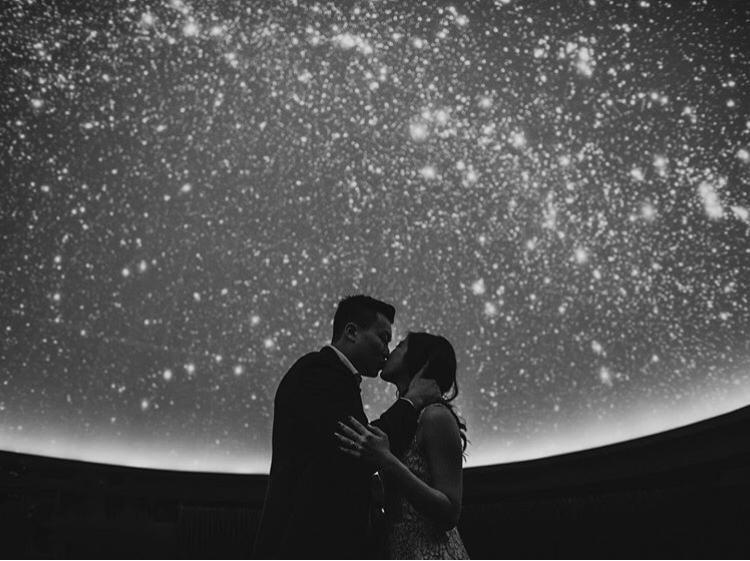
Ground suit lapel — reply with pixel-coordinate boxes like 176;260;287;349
318;346;367;422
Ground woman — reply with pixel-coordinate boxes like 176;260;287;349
336;332;469;559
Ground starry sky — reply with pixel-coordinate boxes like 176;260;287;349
1;0;749;473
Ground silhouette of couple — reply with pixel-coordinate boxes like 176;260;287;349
254;295;469;559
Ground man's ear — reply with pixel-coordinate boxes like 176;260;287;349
343;322;358;343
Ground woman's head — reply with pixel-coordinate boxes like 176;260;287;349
381;332;458;400
381;331;468;453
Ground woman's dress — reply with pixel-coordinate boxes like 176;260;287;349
382;404;469;559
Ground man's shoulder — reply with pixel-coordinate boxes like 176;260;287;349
286;347;333;373
278;347;342;387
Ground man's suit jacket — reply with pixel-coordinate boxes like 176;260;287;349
253;346;418;559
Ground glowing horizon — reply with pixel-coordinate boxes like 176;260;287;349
3;364;749;474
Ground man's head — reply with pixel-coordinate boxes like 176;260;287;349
331;295;395;378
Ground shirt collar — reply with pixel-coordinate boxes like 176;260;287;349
325;344;361;380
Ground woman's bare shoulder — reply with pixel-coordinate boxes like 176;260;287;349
417;403;460;441
419;402;453;420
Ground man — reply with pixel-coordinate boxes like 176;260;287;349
253;295;441;559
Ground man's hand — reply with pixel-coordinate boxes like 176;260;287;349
335;417;394;470
403;361;441;410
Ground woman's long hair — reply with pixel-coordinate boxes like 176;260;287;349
403;332;468;453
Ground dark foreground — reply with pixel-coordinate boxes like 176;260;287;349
3;405;750;558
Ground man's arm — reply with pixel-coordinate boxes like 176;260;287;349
371;398;419;458
253;385;298;558
253;464;294;557
336;407;463;532
371;364;442;457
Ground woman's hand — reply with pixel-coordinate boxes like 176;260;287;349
403;360;441;410
335;416;394;469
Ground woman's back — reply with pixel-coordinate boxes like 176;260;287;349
383;403;469;559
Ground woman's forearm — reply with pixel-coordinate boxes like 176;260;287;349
380;453;460;530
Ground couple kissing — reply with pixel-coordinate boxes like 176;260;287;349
254;295;469;559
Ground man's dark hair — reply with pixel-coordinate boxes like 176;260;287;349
331;295;395;342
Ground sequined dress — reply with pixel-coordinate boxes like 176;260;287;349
382;404;469;559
